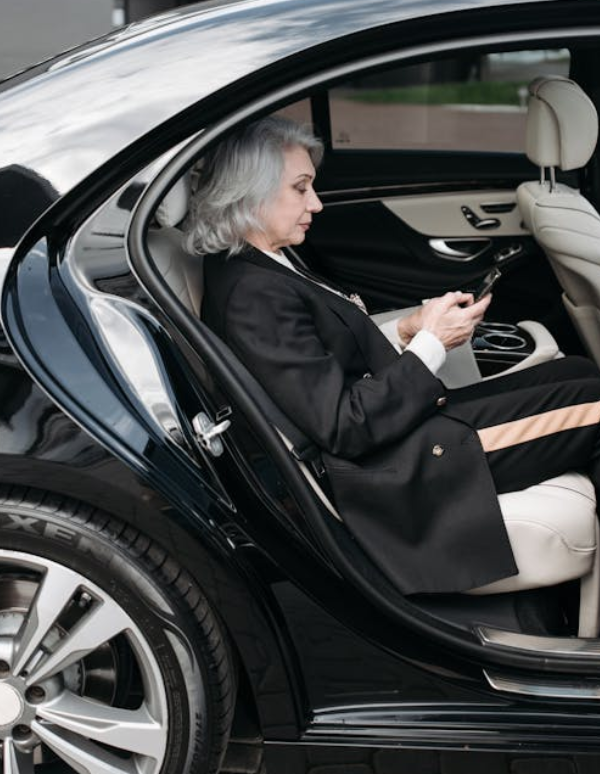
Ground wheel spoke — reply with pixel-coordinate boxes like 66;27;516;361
25;601;130;686
31;722;136;774
3;740;34;774
36;691;166;759
13;563;82;676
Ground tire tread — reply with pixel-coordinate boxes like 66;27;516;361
0;486;236;774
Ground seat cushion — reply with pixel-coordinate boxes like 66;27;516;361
469;472;596;594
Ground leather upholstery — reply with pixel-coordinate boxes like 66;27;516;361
150;174;203;316
155;173;190;227
517;77;600;365
525;76;598;171
148;226;204;317
470;472;596;594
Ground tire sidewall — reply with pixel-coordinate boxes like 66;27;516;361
0;500;218;774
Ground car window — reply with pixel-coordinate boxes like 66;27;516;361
276;98;312;125
329;48;570;152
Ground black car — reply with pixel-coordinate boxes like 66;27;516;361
2;1;600;772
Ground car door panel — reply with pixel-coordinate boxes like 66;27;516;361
381;190;525;237
304;196;550;316
300;148;579;346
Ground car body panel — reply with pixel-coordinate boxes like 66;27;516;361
0;360;309;740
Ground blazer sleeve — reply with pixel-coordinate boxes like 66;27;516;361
223;273;446;459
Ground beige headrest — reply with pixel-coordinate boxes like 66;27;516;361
155;173;191;227
526;76;598;171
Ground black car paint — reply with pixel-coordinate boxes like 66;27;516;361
3;0;600;769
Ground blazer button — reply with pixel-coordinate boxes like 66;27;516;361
432;444;445;457
436;396;447;407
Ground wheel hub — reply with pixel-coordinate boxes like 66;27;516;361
0;682;23;727
0;551;169;771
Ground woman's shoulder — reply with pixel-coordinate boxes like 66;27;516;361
204;247;295;292
201;247;299;328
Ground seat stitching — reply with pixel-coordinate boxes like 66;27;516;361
502;517;596;552
533;483;596;502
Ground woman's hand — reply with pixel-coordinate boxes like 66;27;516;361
396;291;491;351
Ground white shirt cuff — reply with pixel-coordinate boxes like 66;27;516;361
377;317;446;374
406;330;446;375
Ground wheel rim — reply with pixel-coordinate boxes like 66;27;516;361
0;549;169;774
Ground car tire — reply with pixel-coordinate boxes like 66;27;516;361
0;486;236;774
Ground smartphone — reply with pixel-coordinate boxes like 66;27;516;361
473;267;502;302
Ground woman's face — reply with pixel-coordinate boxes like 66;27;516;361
249;145;323;253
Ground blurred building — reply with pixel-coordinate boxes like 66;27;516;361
0;0;194;80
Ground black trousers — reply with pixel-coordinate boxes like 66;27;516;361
444;356;600;496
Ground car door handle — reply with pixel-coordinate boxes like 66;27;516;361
461;206;501;230
481;201;516;214
429;238;490;262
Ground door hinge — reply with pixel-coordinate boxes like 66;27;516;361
192;411;231;457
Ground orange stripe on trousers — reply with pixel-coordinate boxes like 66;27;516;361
477;400;600;453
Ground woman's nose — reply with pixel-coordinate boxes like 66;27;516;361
308;190;323;212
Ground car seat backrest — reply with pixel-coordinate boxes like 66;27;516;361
148;174;204;317
525;76;598;175
516;76;600;364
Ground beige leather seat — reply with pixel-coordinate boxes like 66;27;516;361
149;175;600;636
517;76;600;365
472;473;599;640
149;175;204;317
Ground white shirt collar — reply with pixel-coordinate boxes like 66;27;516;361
262;249;296;271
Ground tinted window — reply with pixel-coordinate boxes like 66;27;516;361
329;49;570;152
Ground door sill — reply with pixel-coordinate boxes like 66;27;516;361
477;625;600;657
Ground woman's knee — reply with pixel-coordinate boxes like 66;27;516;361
524;355;600;386
559;355;600;380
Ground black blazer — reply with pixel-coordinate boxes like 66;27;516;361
202;246;517;594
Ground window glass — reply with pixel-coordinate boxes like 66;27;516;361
329;49;570;152
275;98;312;125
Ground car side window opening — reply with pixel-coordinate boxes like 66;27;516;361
141;42;600;636
329;48;570;152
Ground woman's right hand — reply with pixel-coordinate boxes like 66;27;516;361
397;291;491;351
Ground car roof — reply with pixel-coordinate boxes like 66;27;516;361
0;0;562;197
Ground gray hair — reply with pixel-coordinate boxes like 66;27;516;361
183;116;323;256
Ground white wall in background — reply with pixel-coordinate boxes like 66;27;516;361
0;0;113;79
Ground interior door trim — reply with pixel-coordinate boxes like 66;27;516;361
477;625;600;658
429;238;491;261
484;670;600;699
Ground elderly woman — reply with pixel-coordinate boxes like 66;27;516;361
189;116;600;595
